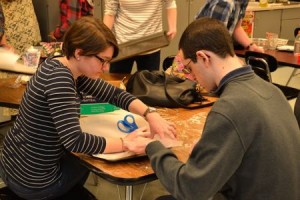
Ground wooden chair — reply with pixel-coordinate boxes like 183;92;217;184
156;195;176;200
245;51;300;100
286;27;300;86
162;56;175;71
294;27;300;37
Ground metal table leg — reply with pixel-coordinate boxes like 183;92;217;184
286;68;298;86
125;185;133;200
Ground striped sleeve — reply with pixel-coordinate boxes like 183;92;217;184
44;69;106;154
77;76;136;111
104;0;119;16
164;0;177;9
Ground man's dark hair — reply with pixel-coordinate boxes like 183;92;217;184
179;17;235;62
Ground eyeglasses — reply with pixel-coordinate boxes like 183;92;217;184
182;59;192;74
94;55;111;66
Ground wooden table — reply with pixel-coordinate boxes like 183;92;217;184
0;78;26;109
0;73;128;109
235;49;300;69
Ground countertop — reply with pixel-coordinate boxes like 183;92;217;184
247;1;300;11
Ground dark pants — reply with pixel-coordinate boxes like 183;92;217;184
109;50;161;74
0;152;89;200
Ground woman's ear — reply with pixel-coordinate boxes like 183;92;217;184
74;49;82;60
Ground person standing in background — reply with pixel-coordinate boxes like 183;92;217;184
0;0;41;54
103;0;177;74
196;0;263;53
52;0;94;40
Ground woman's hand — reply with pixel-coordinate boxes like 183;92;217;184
128;99;177;140
167;29;177;40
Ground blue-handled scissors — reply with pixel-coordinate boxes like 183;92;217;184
117;114;138;133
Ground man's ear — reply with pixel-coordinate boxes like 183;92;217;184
196;50;210;63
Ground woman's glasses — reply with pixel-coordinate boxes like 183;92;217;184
94;55;111;66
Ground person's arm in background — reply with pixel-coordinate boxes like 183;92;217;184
232;19;263;53
0;34;14;51
196;1;263;53
165;0;177;40
0;34;7;46
103;0;118;29
103;14;115;30
0;5;13;51
0;4;6;46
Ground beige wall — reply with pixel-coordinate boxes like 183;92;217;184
160;0;205;68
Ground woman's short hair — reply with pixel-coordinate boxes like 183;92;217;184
179;17;235;62
62;16;119;59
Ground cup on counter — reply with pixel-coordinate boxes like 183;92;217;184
251;38;268;50
266;32;278;50
23;46;41;68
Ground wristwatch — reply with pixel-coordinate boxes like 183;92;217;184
143;107;157;118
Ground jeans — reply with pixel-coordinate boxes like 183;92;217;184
0;152;89;200
109;50;161;73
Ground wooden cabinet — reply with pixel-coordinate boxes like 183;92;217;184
280;8;300;41
250;7;300;42
160;0;205;66
252;10;281;38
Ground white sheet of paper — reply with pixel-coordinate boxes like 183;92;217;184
0;49;36;74
0;62;36;74
0;49;19;67
80;109;182;161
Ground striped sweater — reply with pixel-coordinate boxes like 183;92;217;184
104;0;177;44
1;58;136;189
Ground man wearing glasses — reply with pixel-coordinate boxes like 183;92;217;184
126;17;300;200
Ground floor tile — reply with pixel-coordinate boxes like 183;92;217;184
84;174;170;200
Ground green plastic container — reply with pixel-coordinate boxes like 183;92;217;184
80;103;120;115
